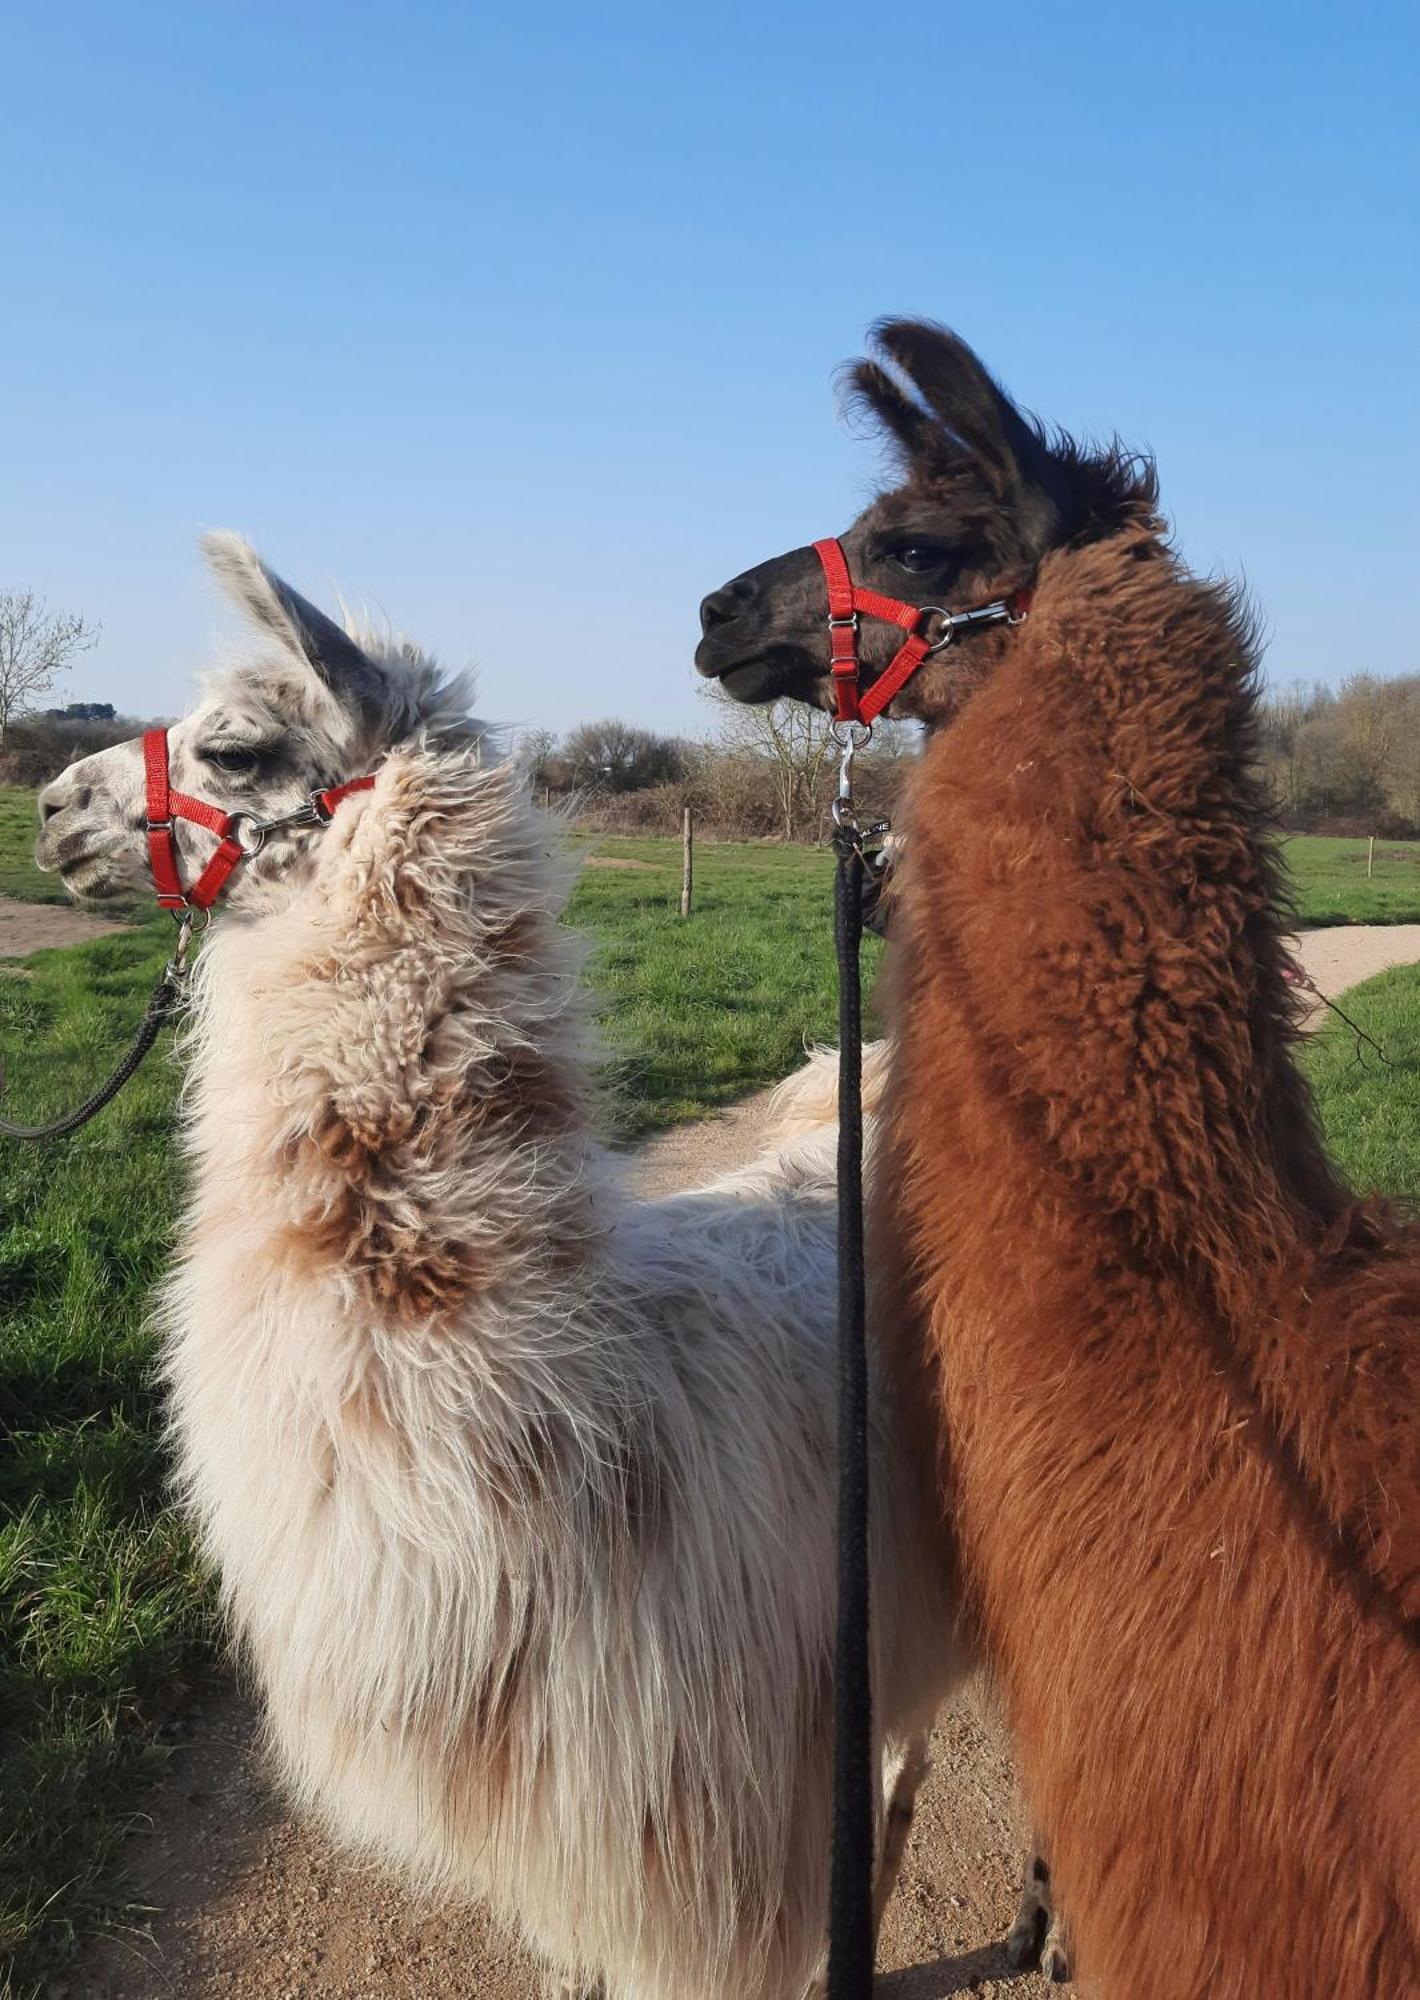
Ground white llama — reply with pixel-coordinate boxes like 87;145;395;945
34;536;964;1999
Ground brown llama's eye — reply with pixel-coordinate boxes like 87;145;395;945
883;541;954;577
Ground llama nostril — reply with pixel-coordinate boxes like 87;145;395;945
39;782;91;824
699;582;754;636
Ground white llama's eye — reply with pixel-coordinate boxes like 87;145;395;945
201;745;262;776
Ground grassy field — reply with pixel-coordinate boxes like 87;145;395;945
0;791;70;905
572;835;882;1135
1281;834;1420;927
1301;966;1420;1200
0;795;1418;1990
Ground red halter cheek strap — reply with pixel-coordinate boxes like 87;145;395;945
812;538;1032;727
142;728;375;913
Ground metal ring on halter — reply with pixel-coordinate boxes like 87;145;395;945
830;719;873;751
226;812;268;858
921;608;957;655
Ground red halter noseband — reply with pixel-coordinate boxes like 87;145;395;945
142;727;375;912
812;538;1031;727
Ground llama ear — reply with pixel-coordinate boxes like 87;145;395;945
845;359;936;459
201;532;388;714
868;321;1069;544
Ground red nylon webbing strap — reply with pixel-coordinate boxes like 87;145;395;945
316;774;377;817
857;633;932;725
142;728;375;913
184;832;247;910
812;538;1032;728
849;587;923;631
144;729;202;910
814;538;864;724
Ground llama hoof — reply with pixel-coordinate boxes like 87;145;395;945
1005;1842;1054;1971
1004;1903;1046;1970
1040;1917;1072;1983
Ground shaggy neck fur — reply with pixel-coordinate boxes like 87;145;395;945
161;739;954;1999
885;519;1420;1997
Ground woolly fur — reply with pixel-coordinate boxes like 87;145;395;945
709;322;1420;1996
873;365;1420;1996
55;545;967;2000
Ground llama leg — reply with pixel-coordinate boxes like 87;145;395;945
1005;1840;1070;1980
872;1732;932;1940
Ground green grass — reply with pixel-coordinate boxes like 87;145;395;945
571;835;880;1138
0;794;1416;1991
1299;964;1420;1200
1281;834;1420;927
0;792;69;906
0;916;211;1989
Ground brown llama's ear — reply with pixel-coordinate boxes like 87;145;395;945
868;320;1070;545
202;532;389;716
845;359;936;460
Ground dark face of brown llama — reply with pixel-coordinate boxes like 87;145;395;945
695;320;1155;726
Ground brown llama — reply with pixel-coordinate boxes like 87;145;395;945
696;320;1420;1998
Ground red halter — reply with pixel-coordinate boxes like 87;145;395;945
142;727;375;912
812;538;1032;727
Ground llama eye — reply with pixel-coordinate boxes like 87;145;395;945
202;745;261;776
885;542;951;576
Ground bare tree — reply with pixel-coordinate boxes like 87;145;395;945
704;688;838;841
703;687;918;842
560;719;686;794
511;725;559;792
0;591;99;745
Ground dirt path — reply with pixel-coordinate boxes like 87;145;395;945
0;892;133;958
1289;924;1420;1025
64;925;1420;1999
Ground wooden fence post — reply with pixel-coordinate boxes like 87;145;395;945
681;807;694;919
1368;835;1376;880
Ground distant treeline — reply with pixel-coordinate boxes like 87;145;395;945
11;674;1420;844
1259;674;1420;837
519;710;916;843
0;708;151;788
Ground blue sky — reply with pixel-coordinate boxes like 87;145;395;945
2;1;1416;737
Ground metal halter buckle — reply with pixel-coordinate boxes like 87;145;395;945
831;720;873;831
232;792;329;857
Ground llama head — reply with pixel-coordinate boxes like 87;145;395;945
695;320;1158;726
35;534;478;913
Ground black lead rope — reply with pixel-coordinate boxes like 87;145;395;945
828;821;875;1998
0;951;186;1141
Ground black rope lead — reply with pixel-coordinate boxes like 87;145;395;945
828;823;875;1998
0;954;185;1141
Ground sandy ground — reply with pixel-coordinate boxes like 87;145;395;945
45;918;1420;1999
1287;924;1420;1025
0;895;133;958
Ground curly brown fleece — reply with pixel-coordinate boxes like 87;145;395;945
883;503;1420;1997
700;318;1420;1994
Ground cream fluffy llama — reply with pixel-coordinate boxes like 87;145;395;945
35;536;964;1999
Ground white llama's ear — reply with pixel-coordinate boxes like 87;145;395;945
202;532;388;714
